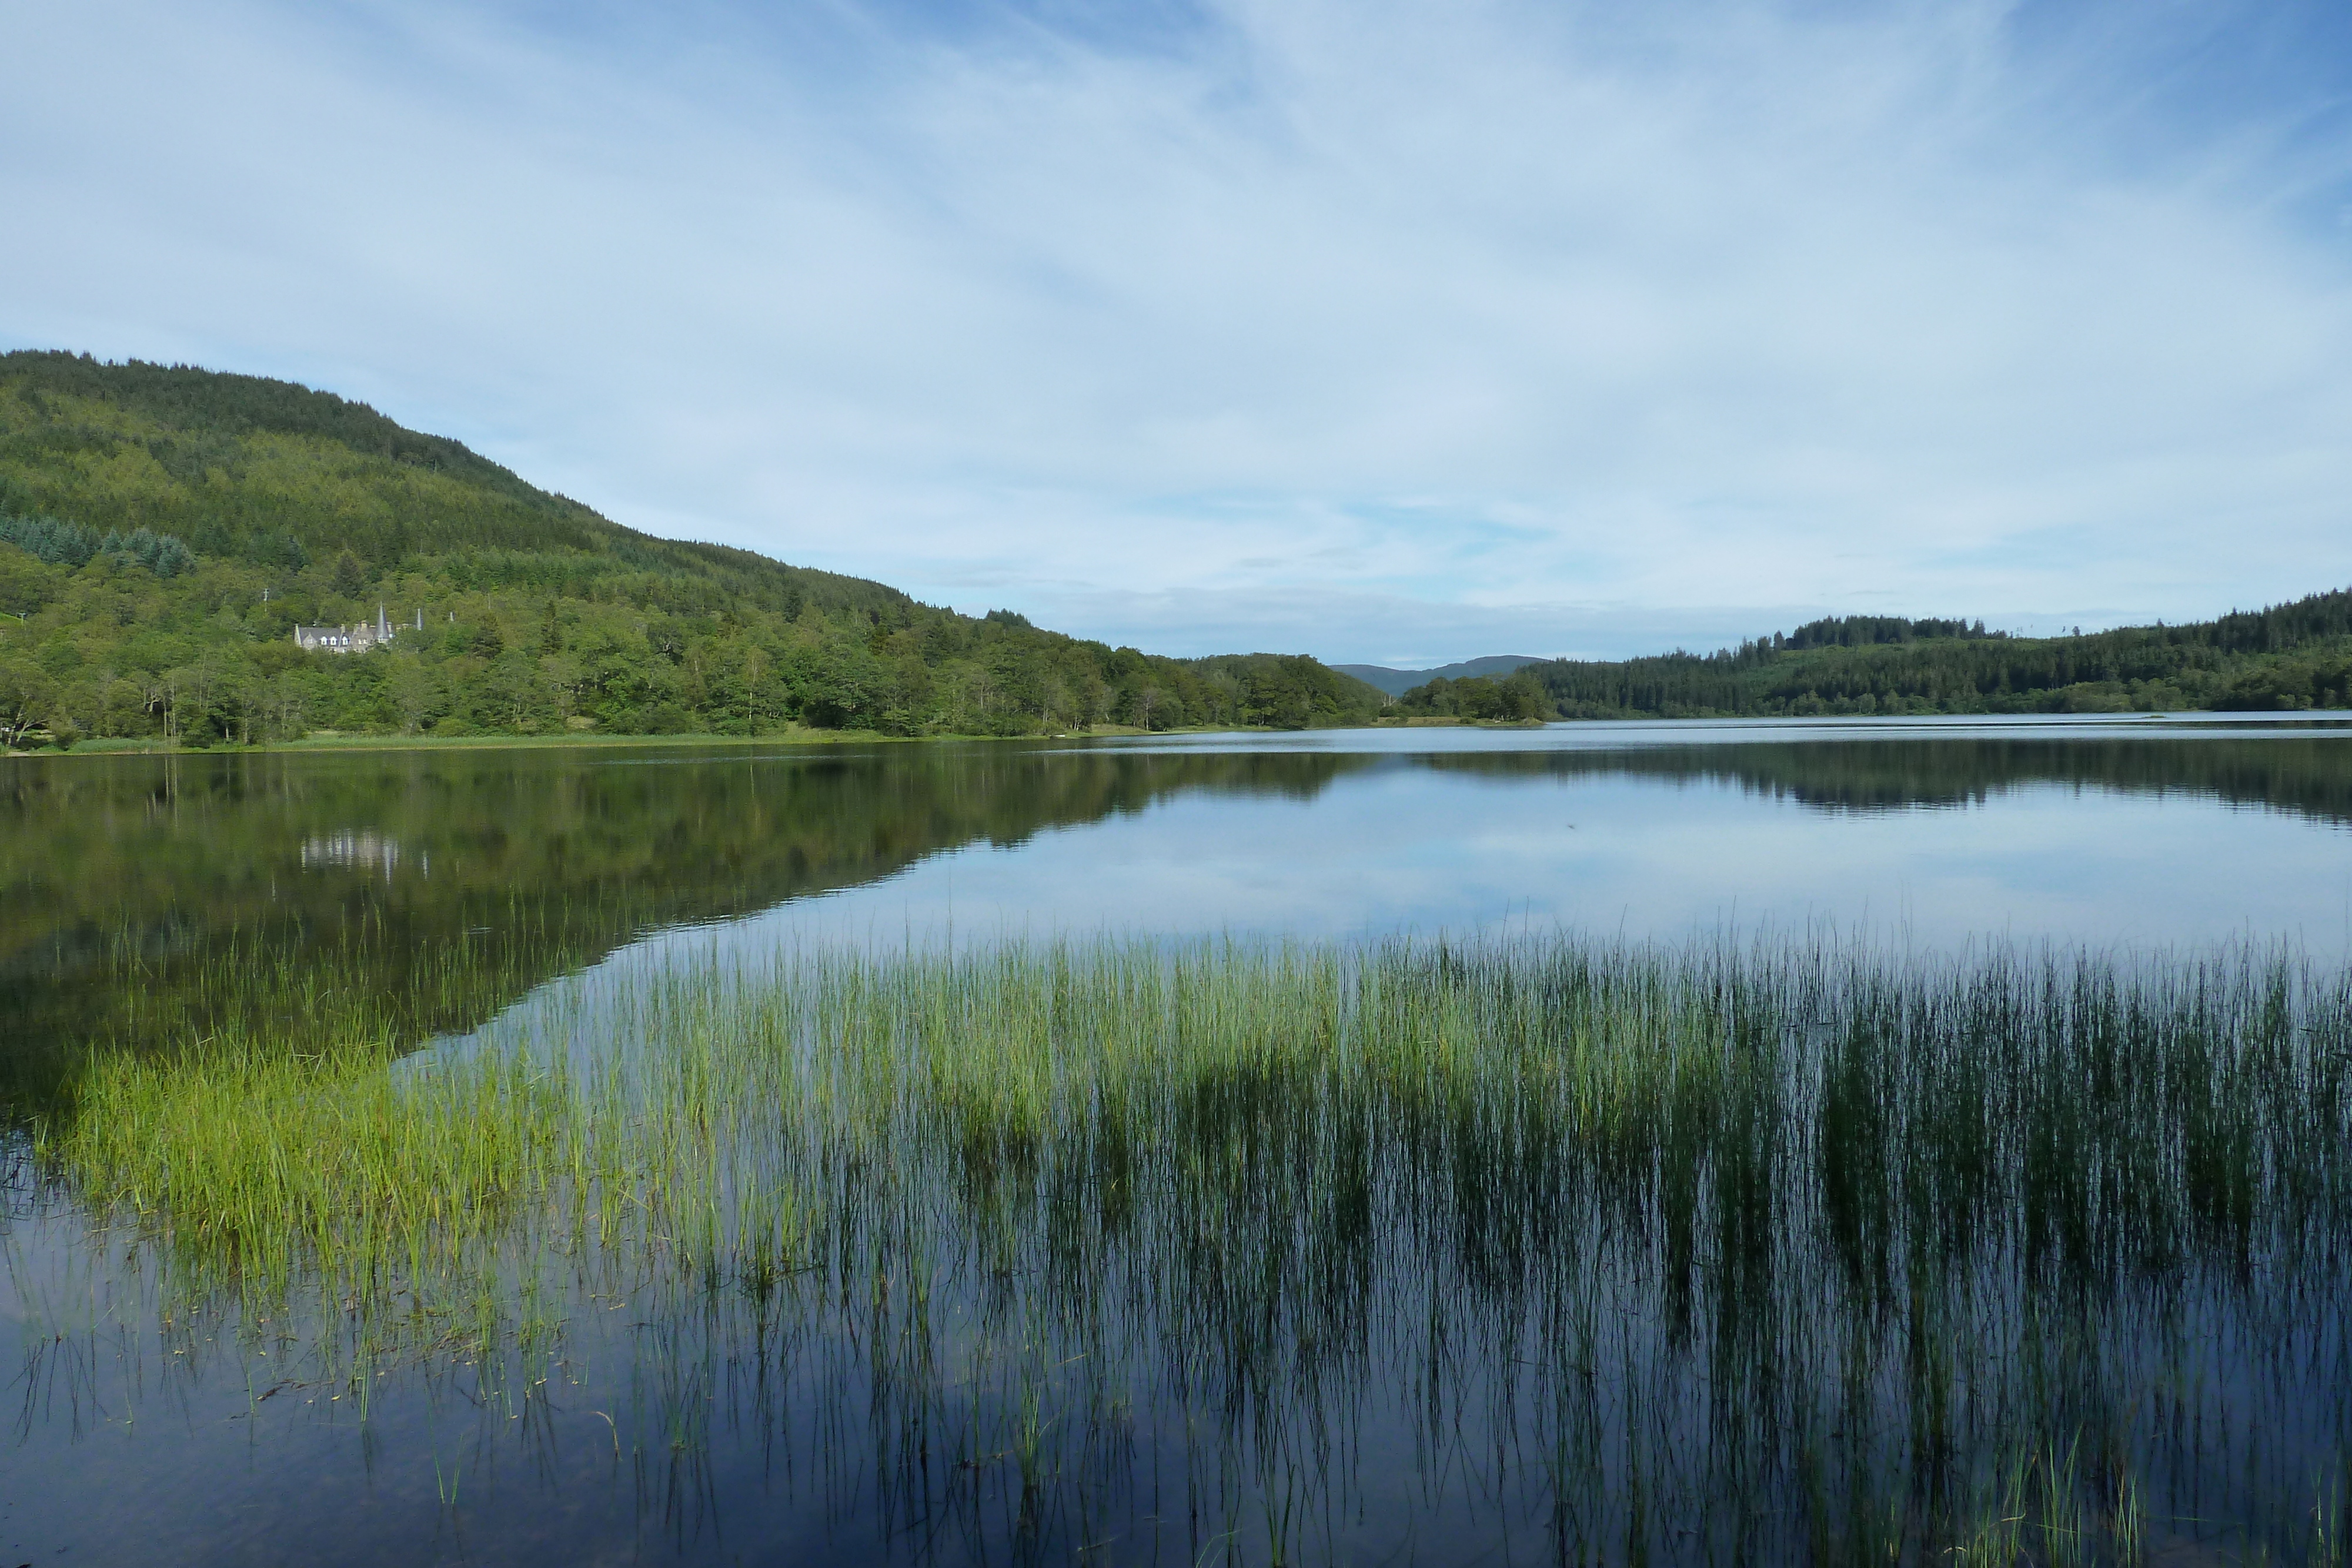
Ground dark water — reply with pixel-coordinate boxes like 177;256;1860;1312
6;715;2352;1565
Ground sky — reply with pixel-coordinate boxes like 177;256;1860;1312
4;0;2351;666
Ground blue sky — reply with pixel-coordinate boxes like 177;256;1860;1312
4;0;2350;664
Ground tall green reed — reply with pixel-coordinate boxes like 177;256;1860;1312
21;931;2352;1562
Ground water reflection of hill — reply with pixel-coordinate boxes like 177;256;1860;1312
1421;737;2352;827
1;745;1368;1072
12;733;2347;1099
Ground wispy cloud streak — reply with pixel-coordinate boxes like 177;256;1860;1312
2;0;2348;659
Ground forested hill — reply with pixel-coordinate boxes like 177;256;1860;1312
0;351;1382;747
1334;655;1545;698
1395;600;2352;720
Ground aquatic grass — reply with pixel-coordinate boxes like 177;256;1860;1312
45;1030;571;1285
1;883;669;1134
19;930;2352;1562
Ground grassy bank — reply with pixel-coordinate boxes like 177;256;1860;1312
22;934;2352;1562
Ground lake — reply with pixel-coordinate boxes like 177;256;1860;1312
6;714;2352;1565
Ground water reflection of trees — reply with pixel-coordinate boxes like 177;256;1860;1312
1421;737;2352;825
0;745;1369;1075
11;733;2349;1091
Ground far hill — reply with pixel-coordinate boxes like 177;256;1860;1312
0;352;1381;747
1391;607;2352;720
1332;655;1545;698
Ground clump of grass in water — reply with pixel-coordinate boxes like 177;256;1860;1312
3;889;650;1134
24;932;2352;1563
32;1024;586;1394
50;1030;567;1283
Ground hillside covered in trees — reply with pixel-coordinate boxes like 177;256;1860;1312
1396;601;2352;720
0;352;1381;747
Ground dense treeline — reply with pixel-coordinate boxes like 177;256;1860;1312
1399;593;2352;720
0;352;1381;747
1775;613;2002;650
0;512;194;577
1387;669;1551;721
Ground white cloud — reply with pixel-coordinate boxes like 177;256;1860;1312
2;0;2348;660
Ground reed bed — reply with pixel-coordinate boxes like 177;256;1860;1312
21;933;2352;1564
2;894;606;1125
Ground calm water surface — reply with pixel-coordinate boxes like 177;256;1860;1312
9;713;2350;998
5;714;2352;1565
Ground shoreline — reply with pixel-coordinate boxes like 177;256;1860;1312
22;707;2336;759
8;722;1292;758
2;714;1556;758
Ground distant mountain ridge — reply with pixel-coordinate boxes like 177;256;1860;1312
1333;656;1546;698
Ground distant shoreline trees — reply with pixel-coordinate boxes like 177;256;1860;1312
1397;595;2352;720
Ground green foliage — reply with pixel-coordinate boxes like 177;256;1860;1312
0;510;191;577
0;511;103;566
1391;669;1551;721
0;352;1381;745
104;525;193;577
1778;614;2000;649
1402;593;2352;720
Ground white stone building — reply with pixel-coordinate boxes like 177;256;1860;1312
295;604;397;654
